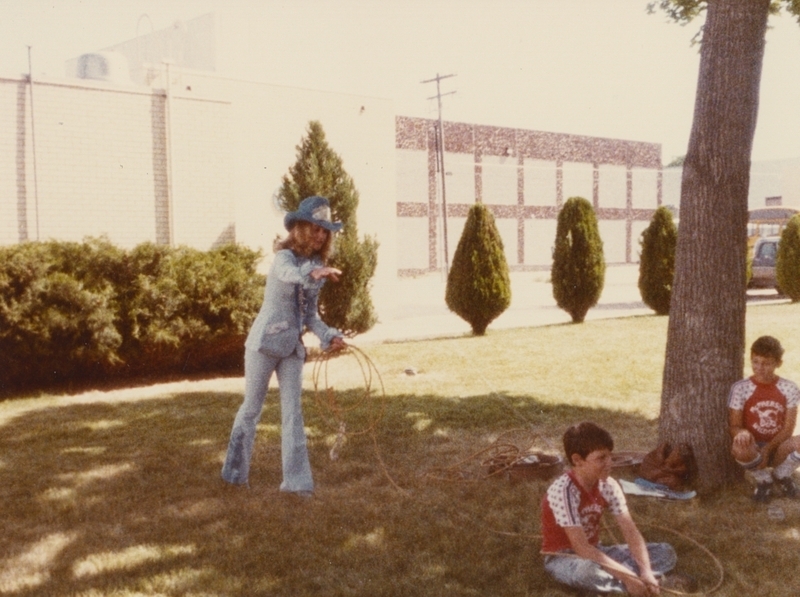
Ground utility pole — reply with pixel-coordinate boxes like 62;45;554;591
164;60;176;246
421;73;456;275
27;46;40;241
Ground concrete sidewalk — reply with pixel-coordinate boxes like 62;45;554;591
357;264;652;344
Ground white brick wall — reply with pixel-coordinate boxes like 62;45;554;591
170;95;234;248
482;155;518;205
0;77;235;250
31;84;160;246
598;164;627;209
524;159;557;206
0;80;22;244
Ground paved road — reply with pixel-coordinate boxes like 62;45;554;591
356;265;788;345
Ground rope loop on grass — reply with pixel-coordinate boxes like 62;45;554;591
637;521;725;596
489;526;722;596
486;513;723;596
423;427;561;482
311;344;386;438
310;345;407;494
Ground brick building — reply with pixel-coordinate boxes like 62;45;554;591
395;116;662;275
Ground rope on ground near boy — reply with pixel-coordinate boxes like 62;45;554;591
422;427;562;482
638;521;725;596
311;344;408;495
454;506;719;596
537;549;702;597
598;516;723;596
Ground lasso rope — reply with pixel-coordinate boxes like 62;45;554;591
485;518;723;596
639;521;725;596
311;345;408;495
423;427;560;482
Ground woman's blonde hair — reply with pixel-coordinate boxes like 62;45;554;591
276;220;333;261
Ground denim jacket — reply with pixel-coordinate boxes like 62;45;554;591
245;249;341;359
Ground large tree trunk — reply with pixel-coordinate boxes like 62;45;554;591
659;0;770;493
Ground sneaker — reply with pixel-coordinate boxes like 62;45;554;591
774;475;800;498
753;482;773;503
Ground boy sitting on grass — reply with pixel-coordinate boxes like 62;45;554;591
541;422;676;596
729;335;800;503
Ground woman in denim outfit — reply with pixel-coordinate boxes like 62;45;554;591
221;196;345;496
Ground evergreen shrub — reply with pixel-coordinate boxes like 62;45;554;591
117;243;265;376
277;120;379;337
551;197;605;323
445;203;511;335
0;239;264;395
638;206;677;315
777;214;800;301
0;239;123;389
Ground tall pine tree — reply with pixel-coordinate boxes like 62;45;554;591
278;121;378;336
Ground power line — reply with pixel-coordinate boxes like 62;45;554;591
421;73;456;275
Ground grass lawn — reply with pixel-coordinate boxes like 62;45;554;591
2;301;800;596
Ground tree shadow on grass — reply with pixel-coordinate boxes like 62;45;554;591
0;389;657;597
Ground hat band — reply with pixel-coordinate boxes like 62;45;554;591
312;204;333;223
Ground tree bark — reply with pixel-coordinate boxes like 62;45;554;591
659;0;771;492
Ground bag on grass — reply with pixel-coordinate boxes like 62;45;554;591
638;442;696;491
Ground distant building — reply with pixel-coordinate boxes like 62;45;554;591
662;157;800;214
65;13;216;86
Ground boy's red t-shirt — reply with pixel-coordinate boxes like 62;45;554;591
540;470;627;553
728;376;800;443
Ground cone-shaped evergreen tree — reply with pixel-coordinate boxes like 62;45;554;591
551;196;605;323
445;203;511;335
278;121;378;336
638;206;677;315
777;213;800;301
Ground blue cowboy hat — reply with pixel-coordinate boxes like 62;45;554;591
284;196;343;232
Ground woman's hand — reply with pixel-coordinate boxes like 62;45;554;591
310;267;342;282
329;337;347;352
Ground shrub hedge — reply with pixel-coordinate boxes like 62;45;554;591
0;238;265;395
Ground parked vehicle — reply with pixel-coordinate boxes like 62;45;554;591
748;207;799;238
749;236;780;290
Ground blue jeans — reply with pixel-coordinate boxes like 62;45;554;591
221;348;314;492
544;543;677;593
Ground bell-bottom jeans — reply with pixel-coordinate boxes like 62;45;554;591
221;347;313;493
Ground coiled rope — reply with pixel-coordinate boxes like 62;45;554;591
311;344;408;495
423;427;562;482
